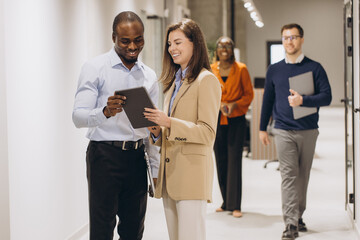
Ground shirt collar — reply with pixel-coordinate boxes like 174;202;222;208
109;47;145;71
285;53;304;64
175;67;188;82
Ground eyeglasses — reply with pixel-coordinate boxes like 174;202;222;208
217;45;232;50
282;35;302;41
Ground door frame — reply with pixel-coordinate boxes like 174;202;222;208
343;0;356;219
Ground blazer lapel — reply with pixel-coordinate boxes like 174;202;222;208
164;81;176;116
170;79;191;117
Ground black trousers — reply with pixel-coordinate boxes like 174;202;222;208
86;141;148;240
214;114;246;211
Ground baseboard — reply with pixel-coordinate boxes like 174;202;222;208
346;204;360;240
65;223;89;240
355;223;360;240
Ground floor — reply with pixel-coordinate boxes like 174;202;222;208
78;107;357;240
141;107;358;240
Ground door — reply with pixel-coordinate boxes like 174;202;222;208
343;0;355;218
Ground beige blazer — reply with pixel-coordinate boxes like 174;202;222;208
150;68;221;202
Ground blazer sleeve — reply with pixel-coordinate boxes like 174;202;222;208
167;72;222;145
148;128;163;147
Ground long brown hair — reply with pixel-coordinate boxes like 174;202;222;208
159;19;211;93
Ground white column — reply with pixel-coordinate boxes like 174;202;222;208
0;0;11;238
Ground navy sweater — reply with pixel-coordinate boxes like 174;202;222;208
260;57;332;131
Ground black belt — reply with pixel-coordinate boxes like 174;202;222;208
100;139;144;150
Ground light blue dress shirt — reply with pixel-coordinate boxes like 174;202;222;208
168;67;187;115
72;48;160;176
151;68;187;142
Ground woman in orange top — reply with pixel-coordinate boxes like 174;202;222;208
211;36;254;218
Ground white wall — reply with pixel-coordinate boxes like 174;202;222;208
1;0;164;239
5;1;89;239
245;0;344;107
86;0;165;58
0;0;11;239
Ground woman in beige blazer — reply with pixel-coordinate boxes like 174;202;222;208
144;19;221;240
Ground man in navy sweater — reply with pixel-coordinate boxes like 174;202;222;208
259;23;332;240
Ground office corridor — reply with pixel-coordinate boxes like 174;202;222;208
142;107;358;240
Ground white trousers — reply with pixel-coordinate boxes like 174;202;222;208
162;189;207;240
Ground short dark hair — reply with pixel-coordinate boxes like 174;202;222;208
281;23;304;37
112;11;144;35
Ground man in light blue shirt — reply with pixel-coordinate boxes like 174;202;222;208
72;11;159;240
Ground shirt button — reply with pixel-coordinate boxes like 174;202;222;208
165;158;170;163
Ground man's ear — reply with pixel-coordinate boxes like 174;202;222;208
112;33;116;43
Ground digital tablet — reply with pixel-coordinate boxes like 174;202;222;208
115;86;157;129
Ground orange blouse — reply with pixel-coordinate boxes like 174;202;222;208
211;61;254;125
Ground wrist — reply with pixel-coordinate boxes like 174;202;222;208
230;102;237;112
103;106;111;118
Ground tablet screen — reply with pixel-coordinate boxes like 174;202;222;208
115;87;157;129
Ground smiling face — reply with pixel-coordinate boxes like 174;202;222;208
167;29;194;70
216;38;234;62
112;21;144;69
282;28;304;57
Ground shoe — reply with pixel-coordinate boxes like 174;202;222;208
298;218;307;232
215;207;225;212
281;224;298;240
232;210;242;218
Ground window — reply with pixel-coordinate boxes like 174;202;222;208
266;41;285;66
